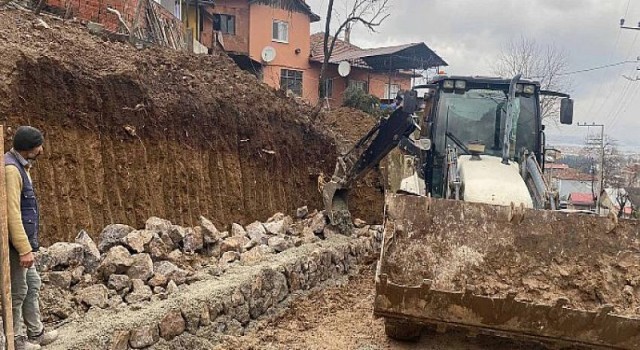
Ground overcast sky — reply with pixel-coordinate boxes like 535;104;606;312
306;0;640;150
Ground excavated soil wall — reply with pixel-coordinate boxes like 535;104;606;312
0;11;382;245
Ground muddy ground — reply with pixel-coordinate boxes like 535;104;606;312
0;9;383;244
216;265;549;350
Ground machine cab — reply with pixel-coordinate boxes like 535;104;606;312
415;76;563;198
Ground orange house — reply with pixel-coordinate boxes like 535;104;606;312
182;0;320;101
185;0;446;106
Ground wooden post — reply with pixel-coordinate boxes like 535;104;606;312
0;125;14;350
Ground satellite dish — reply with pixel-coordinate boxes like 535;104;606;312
338;61;351;77
261;46;276;63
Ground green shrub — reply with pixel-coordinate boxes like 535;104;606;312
342;85;382;116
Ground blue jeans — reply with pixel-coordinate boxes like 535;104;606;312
9;248;43;338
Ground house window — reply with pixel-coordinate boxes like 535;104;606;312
272;20;289;43
280;69;303;96
213;14;235;35
384;83;401;99
349;80;368;93
320;79;333;98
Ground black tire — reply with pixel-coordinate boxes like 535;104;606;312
384;318;421;341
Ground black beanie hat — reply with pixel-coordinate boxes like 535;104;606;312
13;126;44;152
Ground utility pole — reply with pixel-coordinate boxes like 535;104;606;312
577;122;605;214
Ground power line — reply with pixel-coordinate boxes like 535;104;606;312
592;31;640;125
582;2;628;125
556;60;637;76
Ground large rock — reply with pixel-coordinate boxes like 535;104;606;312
76;284;108;308
166;280;179;294
145;217;173;235
71;266;85;285
129;324;159;349
267;236;290;253
263;220;285;236
147;274;168;288
301;227;320;244
245;221;268;245
125;279;153;304
36;242;85;271
296;206;309;219
220;236;250;254
122;230;153;253
310;212;327;234
231;223;247;237
199;216;221;244
168;225;186;245
98;224;134;252
110;330;130;350
48;271;72;289
159;309;185;340
127;254;153;281
267;216;293;236
98;246;133;280
74;230;101;272
182;227;203;253
267;212;285;223
147;234;170;260
220;251;239;264
167;249;183;263
107;274;131;292
153;261;188;285
240;245;274;265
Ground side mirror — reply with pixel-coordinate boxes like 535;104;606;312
560;98;574;125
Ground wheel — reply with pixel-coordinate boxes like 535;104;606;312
384;318;421;341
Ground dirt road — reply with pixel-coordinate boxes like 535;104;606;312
217;265;550;350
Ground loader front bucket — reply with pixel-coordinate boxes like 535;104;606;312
374;194;640;349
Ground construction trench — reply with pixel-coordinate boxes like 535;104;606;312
0;7;639;350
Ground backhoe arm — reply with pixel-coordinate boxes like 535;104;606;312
323;107;418;224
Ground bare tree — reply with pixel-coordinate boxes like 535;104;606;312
582;137;638;217
319;0;391;99
493;36;572;123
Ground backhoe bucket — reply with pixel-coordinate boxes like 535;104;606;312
322;181;353;229
375;194;640;349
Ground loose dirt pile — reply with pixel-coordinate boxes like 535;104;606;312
0;9;384;245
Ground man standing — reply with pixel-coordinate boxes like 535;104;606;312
5;126;58;350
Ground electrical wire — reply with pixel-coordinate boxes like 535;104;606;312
556;60;636;76
584;0;634;123
602;30;640;128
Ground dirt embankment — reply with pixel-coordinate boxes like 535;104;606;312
0;10;383;244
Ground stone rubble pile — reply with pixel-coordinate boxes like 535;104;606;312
37;207;382;324
47;218;382;350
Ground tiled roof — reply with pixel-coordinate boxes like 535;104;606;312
552;168;594;181
568;192;595;206
544;163;569;170
310;33;370;68
309;32;447;69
